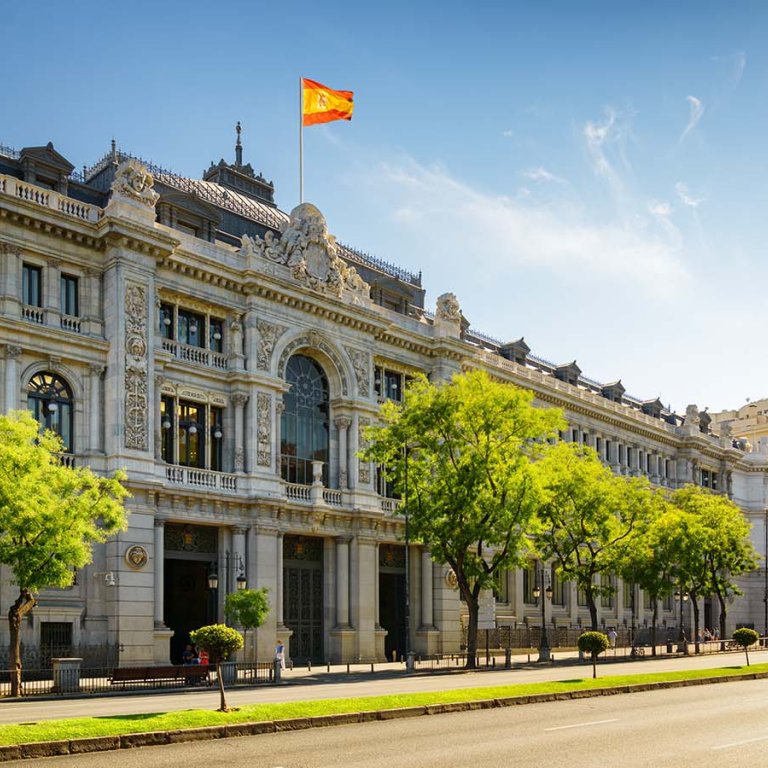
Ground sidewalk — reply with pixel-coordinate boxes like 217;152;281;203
0;644;762;726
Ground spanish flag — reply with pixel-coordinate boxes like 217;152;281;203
302;78;354;126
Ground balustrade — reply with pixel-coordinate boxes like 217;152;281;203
22;305;44;324
60;315;82;333
164;464;238;492
161;338;228;371
0;173;99;222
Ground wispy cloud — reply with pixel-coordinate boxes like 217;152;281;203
680;95;704;143
675;181;704;208
519;167;565;184
365;157;689;298
502;129;514;138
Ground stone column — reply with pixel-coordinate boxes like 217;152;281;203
232;526;247;588
4;345;21;412
88;364;105;453
274;399;284;477
232;393;247;473
335;416;351;489
421;548;434;627
336;536;350;627
153;374;164;461
45;258;61;326
153;520;166;627
609;440;620;474
276;532;285;626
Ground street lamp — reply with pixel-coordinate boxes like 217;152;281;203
403;443;413;671
208;551;247;596
674;587;689;642
532;565;553;662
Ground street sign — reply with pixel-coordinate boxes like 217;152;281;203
477;592;496;630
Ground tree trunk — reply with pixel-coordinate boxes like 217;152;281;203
8;590;36;698
691;593;700;653
464;594;478;670
651;601;658;657
717;592;727;646
745;646;750;667
591;653;597;679
216;660;228;712
586;586;598;630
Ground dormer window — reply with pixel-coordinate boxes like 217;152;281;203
555;361;581;387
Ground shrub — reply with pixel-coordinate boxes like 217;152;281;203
732;627;759;667
578;631;610;678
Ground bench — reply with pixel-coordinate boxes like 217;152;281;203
110;665;210;688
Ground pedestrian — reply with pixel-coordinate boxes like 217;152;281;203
607;628;618;648
275;640;286;670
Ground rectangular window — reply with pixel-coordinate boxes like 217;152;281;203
646;454;652;473
623;581;634;612
577;585;588;607
618;444;625;464
663;591;673;612
493;569;509;603
600;575;613;608
605;439;612;462
595;437;602;456
571;428;579;442
178;401;204;468
22;264;42;307
550;565;565;606
60;274;79;316
209;318;224;353
177;309;204;348
523;561;537;604
159;303;174;339
385;370;402;402
210;407;223;471
160;396;175;462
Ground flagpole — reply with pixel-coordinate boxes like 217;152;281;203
299;77;304;204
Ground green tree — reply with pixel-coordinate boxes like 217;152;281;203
534;442;655;630
577;631;609;679
189;624;244;712
732;627;759;667
364;370;564;669
671;486;759;645
620;495;678;655
0;411;129;696
224;588;270;660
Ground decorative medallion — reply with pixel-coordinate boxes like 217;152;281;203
379;544;406;569
358;417;371;484
125;545;149;569
445;568;459;589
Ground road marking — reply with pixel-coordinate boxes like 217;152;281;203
713;734;768;750
544;719;618;732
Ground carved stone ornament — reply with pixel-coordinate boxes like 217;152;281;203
240;203;370;302
125;545;149;570
435;292;461;323
684;404;700;427
345;346;371;398
358;417;371;484
256;320;287;371
445;568;459;589
124;284;149;450
110;159;159;208
0;242;21;257
277;334;349;396
256;392;272;466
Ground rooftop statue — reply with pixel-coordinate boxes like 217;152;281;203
436;292;461;323
110;159;159;208
241;203;369;303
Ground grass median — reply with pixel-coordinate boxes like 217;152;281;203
2;662;767;747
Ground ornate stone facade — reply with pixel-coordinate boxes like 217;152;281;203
124;284;148;451
255;320;287;371
256;392;272;466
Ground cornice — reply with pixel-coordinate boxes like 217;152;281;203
0;203;102;250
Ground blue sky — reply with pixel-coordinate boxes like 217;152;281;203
4;1;768;411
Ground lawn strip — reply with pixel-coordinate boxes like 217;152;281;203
0;662;766;747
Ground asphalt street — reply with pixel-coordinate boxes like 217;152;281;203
9;677;768;767
0;648;763;725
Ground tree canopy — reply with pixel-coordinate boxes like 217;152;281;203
0;411;129;695
533;442;656;629
364;370;564;667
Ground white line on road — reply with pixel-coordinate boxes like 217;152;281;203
543;719;618;732
712;734;768;750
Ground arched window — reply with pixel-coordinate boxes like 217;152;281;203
281;355;329;485
27;372;74;453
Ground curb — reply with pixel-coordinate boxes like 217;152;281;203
1;670;766;762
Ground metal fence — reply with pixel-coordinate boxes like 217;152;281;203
0;644;120;670
0;661;275;698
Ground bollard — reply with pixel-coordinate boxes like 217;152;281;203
370;662;374;673
274;659;282;683
347;663;350;674
327;661;330;673
504;648;511;669
492;657;496;668
308;661;312;672
527;653;531;663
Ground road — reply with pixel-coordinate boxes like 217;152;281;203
0;649;763;725
10;677;768;767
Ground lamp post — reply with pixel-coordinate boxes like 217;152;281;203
207;552;247;594
674;587;689;642
403;444;413;671
532;565;553;662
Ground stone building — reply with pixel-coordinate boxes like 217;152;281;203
0;133;766;667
